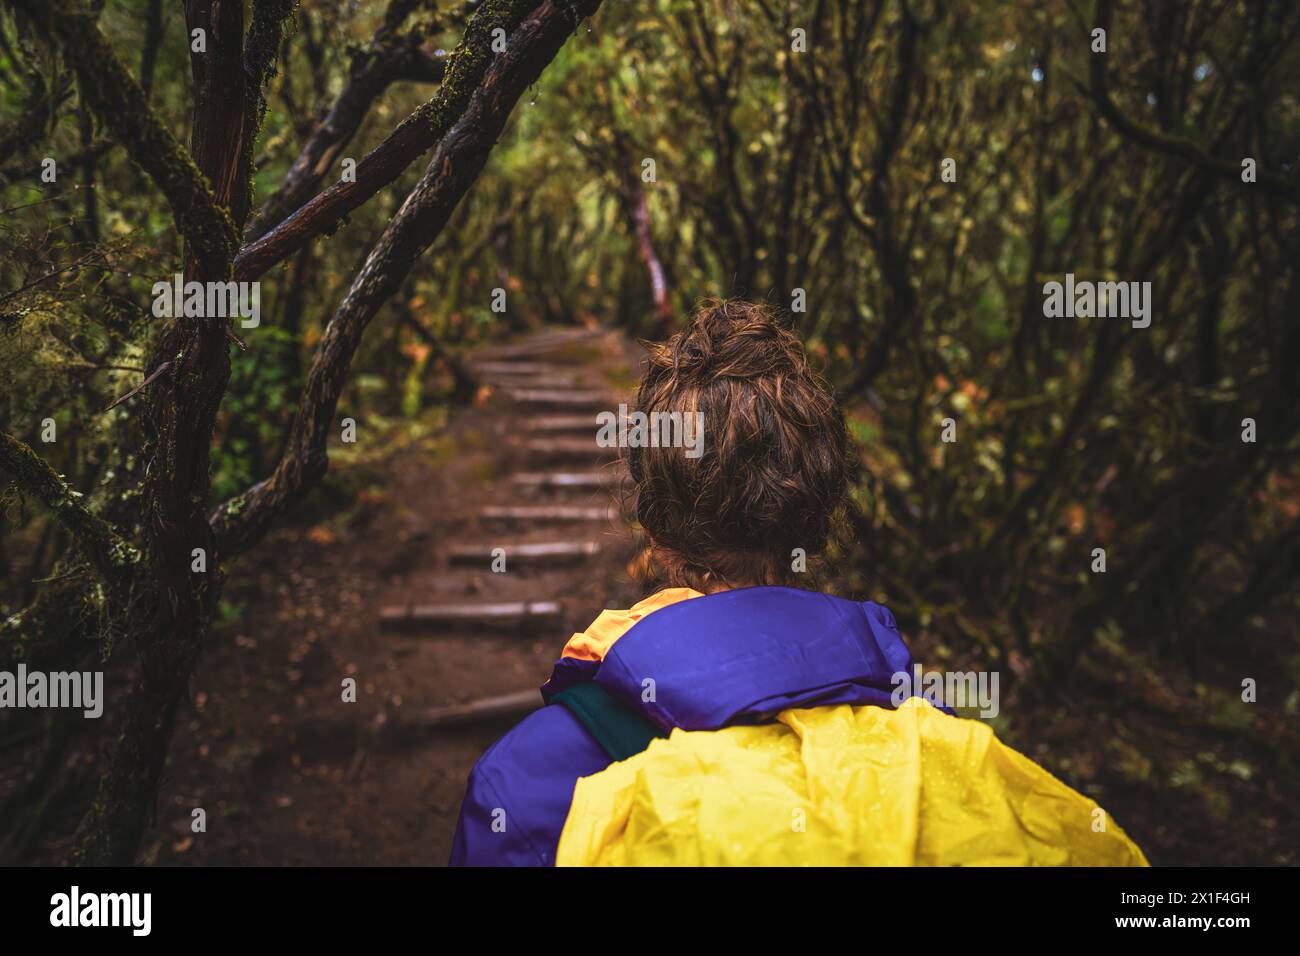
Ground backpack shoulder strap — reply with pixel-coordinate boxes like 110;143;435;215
551;681;668;762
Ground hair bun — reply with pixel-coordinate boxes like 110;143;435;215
657;298;806;383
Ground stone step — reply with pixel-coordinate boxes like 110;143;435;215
478;504;616;525
378;600;562;632
512;471;623;492
447;540;602;565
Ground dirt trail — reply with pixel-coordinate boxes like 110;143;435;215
147;326;640;865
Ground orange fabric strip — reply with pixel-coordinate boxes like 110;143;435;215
560;587;703;662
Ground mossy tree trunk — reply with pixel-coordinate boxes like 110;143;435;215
70;0;293;865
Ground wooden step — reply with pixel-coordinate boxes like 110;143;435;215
523;437;617;461
488;375;586;391
512;471;622;491
478;344;576;361
474;363;584;386
514;327;604;348
471;361;572;376
478;505;616;525
504;388;608;409
378;600;562;631
447;540;602;565
529;415;602;433
408;690;541;729
476;329;605;361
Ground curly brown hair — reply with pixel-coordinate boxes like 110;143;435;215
628;298;852;592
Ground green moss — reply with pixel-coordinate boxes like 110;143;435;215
22;0;238;275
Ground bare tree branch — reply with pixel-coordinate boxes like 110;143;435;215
212;0;605;553
233;0;542;281
244;0;448;243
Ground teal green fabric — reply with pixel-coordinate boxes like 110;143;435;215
551;682;667;762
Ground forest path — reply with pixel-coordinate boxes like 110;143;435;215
144;326;642;865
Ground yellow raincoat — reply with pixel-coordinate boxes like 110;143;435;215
556;696;1149;866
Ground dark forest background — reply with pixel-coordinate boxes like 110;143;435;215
0;0;1297;865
